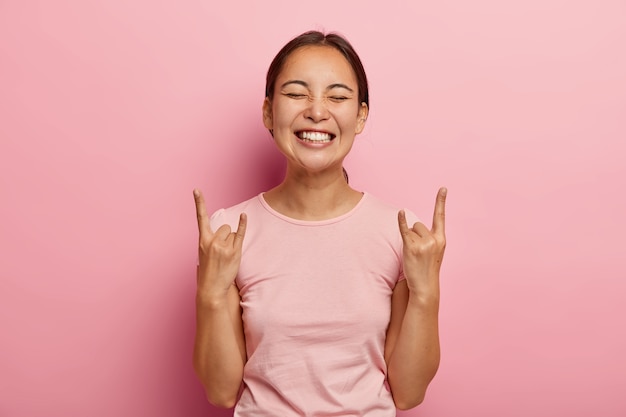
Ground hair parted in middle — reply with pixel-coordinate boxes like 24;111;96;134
265;30;369;109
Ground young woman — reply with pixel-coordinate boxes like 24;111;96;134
193;30;447;416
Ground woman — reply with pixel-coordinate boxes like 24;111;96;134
193;30;447;416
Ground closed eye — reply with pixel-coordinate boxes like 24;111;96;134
284;93;307;99
329;96;349;102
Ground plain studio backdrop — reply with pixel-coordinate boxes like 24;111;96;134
1;1;625;416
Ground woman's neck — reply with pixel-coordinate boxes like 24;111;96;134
263;167;363;221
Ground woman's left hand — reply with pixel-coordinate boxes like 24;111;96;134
397;187;447;300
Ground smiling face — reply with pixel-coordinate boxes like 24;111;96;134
263;45;368;175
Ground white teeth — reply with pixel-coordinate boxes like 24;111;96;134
299;131;332;142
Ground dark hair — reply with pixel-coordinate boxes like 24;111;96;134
265;31;369;108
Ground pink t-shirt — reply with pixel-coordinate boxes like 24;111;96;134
210;193;416;416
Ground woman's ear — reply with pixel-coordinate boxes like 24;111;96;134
262;98;273;130
355;102;369;134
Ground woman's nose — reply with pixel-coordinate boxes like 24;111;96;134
303;97;330;122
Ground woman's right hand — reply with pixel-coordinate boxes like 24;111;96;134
193;189;247;303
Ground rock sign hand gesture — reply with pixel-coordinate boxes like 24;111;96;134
397;187;447;299
193;189;247;301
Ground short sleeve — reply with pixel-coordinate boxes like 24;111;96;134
208;208;226;231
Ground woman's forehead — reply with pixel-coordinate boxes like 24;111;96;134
278;46;357;85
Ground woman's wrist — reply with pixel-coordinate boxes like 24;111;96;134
406;288;440;312
196;290;231;310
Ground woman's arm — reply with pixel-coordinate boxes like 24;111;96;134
193;284;246;408
192;190;247;408
385;187;447;409
385;280;440;409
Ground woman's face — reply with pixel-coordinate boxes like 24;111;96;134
263;45;368;175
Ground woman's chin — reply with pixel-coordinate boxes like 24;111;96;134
290;157;342;176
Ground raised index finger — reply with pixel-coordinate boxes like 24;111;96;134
193;189;212;234
431;187;447;236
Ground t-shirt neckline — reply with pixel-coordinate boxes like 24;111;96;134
258;192;368;226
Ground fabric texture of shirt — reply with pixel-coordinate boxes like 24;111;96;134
209;192;417;417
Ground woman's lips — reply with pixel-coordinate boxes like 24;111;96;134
295;130;335;144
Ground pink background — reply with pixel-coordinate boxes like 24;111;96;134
1;1;625;416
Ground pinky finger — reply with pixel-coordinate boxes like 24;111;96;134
234;213;247;248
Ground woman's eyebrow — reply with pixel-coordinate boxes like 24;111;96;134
280;80;308;89
280;80;354;93
327;83;354;92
